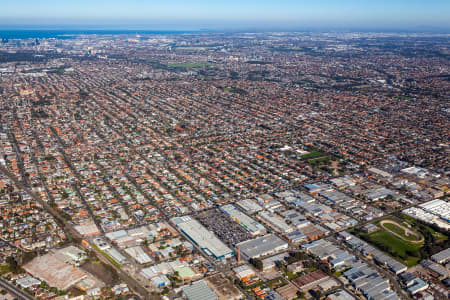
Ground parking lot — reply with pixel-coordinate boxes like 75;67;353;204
196;209;252;246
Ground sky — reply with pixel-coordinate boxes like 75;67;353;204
1;0;450;31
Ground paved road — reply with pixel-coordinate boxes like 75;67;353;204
0;165;153;300
0;277;36;300
72;183;105;235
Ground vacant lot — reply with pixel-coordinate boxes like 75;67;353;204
81;260;120;286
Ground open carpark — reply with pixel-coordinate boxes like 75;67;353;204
196;208;252;246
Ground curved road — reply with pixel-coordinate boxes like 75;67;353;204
379;220;424;244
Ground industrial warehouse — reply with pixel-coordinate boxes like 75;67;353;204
171;216;234;260
236;234;288;261
220;204;266;236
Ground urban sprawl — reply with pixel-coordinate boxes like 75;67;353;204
0;31;449;300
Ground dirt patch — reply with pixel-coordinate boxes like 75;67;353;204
81;260;120;286
67;286;86;297
205;273;243;300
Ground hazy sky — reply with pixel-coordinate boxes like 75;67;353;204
1;0;450;30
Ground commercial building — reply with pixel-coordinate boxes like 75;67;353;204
285;230;307;244
368;167;393;179
431;247;450;264
343;264;400;300
182;279;218;300
124;246;152;264
419;199;450;222
104;247;127;264
236;199;263;214
292;270;329;290
236;234;288;261
421;260;449;279
171;216;233;260
280;210;310;229
302;239;354;269
340;233;407;275
276;283;299;300
220;204;266;236
261;252;289;271
233;264;256;282
54;246;87;266
326;290;355;300
16;275;41;289
258;211;293;233
407;278;429;295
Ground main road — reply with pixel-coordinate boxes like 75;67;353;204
0;277;36;300
0;164;154;300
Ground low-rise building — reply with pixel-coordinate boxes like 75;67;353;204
236;234;288;261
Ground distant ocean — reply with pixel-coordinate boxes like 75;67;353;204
0;29;199;39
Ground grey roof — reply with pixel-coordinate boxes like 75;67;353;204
182;280;218;300
171;216;233;259
421;260;449;277
431;247;450;263
237;234;288;259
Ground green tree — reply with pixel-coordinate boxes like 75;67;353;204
249;258;263;270
6;256;19;274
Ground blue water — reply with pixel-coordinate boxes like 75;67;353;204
0;30;200;39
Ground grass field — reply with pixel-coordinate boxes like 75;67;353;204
362;230;423;267
399;214;448;241
300;150;325;160
382;222;422;242
167;62;211;69
357;214;450;267
92;244;121;268
0;264;10;275
308;156;330;164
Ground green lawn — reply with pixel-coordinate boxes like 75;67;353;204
92;244;121;268
284;271;299;280
333;267;351;277
266;277;287;289
308;156;330;164
382;222;422;242
397;214;447;241
167;62;211;69
0;265;10;275
363;230;423;267
300;150;324;160
434;232;448;241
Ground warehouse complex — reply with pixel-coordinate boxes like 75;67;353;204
236;234;288;261
171;216;234;260
221;204;266;236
